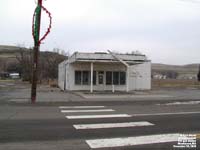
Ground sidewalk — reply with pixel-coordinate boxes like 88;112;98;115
75;91;173;99
1;80;200;103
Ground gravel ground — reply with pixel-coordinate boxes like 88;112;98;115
0;80;200;104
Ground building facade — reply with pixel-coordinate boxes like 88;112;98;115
58;52;151;92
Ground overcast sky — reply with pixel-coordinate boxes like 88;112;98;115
0;0;200;65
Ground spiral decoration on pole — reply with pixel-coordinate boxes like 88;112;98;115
32;2;52;45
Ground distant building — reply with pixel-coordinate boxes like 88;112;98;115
177;74;197;80
58;52;151;92
9;73;20;79
152;73;167;79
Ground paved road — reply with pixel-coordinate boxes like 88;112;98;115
0;102;200;150
0;81;200;149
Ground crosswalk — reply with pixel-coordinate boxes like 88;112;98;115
59;105;179;149
73;121;154;130
86;133;180;149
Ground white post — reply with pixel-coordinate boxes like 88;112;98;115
90;62;93;93
126;66;129;92
112;85;115;93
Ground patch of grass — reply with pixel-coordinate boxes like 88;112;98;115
0;54;16;58
0;79;15;82
152;79;200;89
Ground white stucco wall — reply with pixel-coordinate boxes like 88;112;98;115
129;62;151;90
58;61;65;90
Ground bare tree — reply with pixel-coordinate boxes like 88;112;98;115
16;47;33;81
40;51;66;80
15;47;67;82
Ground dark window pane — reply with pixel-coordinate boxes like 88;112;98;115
82;71;89;85
120;72;126;85
93;71;96;85
106;71;112;85
75;71;81;85
113;72;119;85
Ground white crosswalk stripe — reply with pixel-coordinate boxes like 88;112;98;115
86;133;180;149
61;109;115;113
59;106;105;109
73;121;154;129
66;114;132;119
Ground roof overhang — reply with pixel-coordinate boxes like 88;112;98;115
68;52;149;66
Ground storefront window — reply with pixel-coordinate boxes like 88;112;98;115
106;71;126;85
120;72;126;85
75;71;81;85
106;71;112;85
113;72;119;85
76;70;126;86
75;70;96;85
82;71;89;85
93;71;96;85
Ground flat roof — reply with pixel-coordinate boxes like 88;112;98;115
69;52;148;63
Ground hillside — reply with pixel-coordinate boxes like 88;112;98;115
152;63;199;74
0;45;28;58
0;45;66;61
0;45;67;81
0;45;25;51
0;45;199;79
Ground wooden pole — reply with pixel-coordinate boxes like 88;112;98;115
31;0;43;103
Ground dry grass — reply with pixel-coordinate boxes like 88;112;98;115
152;79;200;89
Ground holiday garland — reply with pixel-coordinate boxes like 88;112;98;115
32;3;52;45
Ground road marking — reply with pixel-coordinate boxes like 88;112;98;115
59;106;105;109
73;121;154;129
66;114;131;119
132;111;200;117
61;109;115;113
157;101;200;106
86;133;180;148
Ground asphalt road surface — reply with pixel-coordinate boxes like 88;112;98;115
0;81;200;150
0;101;200;150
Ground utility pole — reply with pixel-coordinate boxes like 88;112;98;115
198;64;200;82
31;0;43;103
31;0;51;103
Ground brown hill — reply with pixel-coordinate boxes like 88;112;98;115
152;63;199;74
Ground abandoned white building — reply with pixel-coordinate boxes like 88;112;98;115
58;52;151;92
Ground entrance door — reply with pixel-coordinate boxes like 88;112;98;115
98;71;104;90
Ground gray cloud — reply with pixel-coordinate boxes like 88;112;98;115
0;0;200;65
